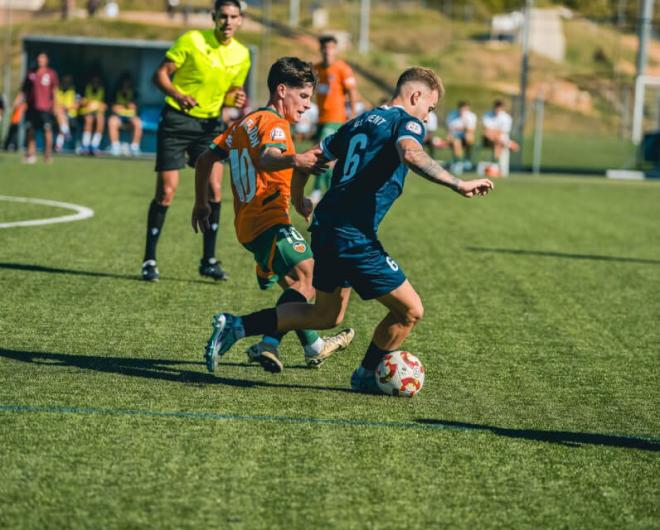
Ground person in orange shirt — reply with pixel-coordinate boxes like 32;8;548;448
311;35;361;204
192;57;354;374
3;102;26;151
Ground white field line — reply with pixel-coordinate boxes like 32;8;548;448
0;195;94;228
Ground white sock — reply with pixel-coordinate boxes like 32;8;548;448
91;132;102;148
82;131;91;147
130;143;140;150
56;134;65;149
60;123;70;136
304;338;324;356
112;141;120;149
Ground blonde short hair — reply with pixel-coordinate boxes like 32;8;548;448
395;67;445;99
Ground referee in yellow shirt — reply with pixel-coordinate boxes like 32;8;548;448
142;0;250;282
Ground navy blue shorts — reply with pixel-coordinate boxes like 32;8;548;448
311;233;406;300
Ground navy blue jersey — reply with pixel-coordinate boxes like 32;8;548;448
311;105;425;247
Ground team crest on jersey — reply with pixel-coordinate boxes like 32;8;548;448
405;121;423;135
270;127;287;141
293;243;307;253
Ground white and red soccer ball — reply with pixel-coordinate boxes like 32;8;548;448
375;351;425;397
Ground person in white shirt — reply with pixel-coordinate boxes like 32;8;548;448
423;109;448;157
446;100;477;172
482;100;519;163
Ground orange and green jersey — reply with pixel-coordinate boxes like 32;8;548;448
210;107;295;244
314;60;356;124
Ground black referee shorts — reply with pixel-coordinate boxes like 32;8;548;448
155;105;226;172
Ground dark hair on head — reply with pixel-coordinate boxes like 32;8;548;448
319;35;338;46
458;100;469;108
394;67;445;98
493;99;504;107
214;0;242;13
267;57;316;93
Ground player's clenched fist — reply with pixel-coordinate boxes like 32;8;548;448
174;92;199;111
294;147;329;176
456;178;494;198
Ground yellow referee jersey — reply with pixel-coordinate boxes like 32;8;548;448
165;29;251;119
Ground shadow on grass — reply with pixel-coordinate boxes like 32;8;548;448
416;419;659;452
465;247;660;265
0;348;353;394
0;262;221;285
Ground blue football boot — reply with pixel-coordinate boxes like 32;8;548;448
205;313;243;372
350;366;384;395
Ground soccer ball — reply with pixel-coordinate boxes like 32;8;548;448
484;163;501;178
375;351;425;397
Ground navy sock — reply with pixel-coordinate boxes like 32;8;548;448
203;201;221;262
144;200;168;261
242;308;278;338
361;341;391;370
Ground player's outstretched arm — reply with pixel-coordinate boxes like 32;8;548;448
192;149;225;233
396;138;494;198
260;146;328;175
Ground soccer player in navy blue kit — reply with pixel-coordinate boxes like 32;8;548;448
200;67;494;393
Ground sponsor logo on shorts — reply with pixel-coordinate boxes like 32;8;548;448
293;243;307;253
405;121;423;135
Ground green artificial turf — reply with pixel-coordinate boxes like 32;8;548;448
0;153;658;529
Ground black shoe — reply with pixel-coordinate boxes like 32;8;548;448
141;260;160;282
199;258;227;281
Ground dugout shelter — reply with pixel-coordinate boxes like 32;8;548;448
21;35;256;154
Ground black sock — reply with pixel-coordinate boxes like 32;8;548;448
144;200;168;262
202;201;221;262
242;308;278;338
361;341;391;370
266;288;308;343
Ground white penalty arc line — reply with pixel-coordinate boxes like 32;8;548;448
0;195;94;228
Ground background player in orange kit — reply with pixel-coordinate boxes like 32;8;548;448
310;35;361;204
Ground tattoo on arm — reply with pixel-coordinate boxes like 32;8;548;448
405;145;462;190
